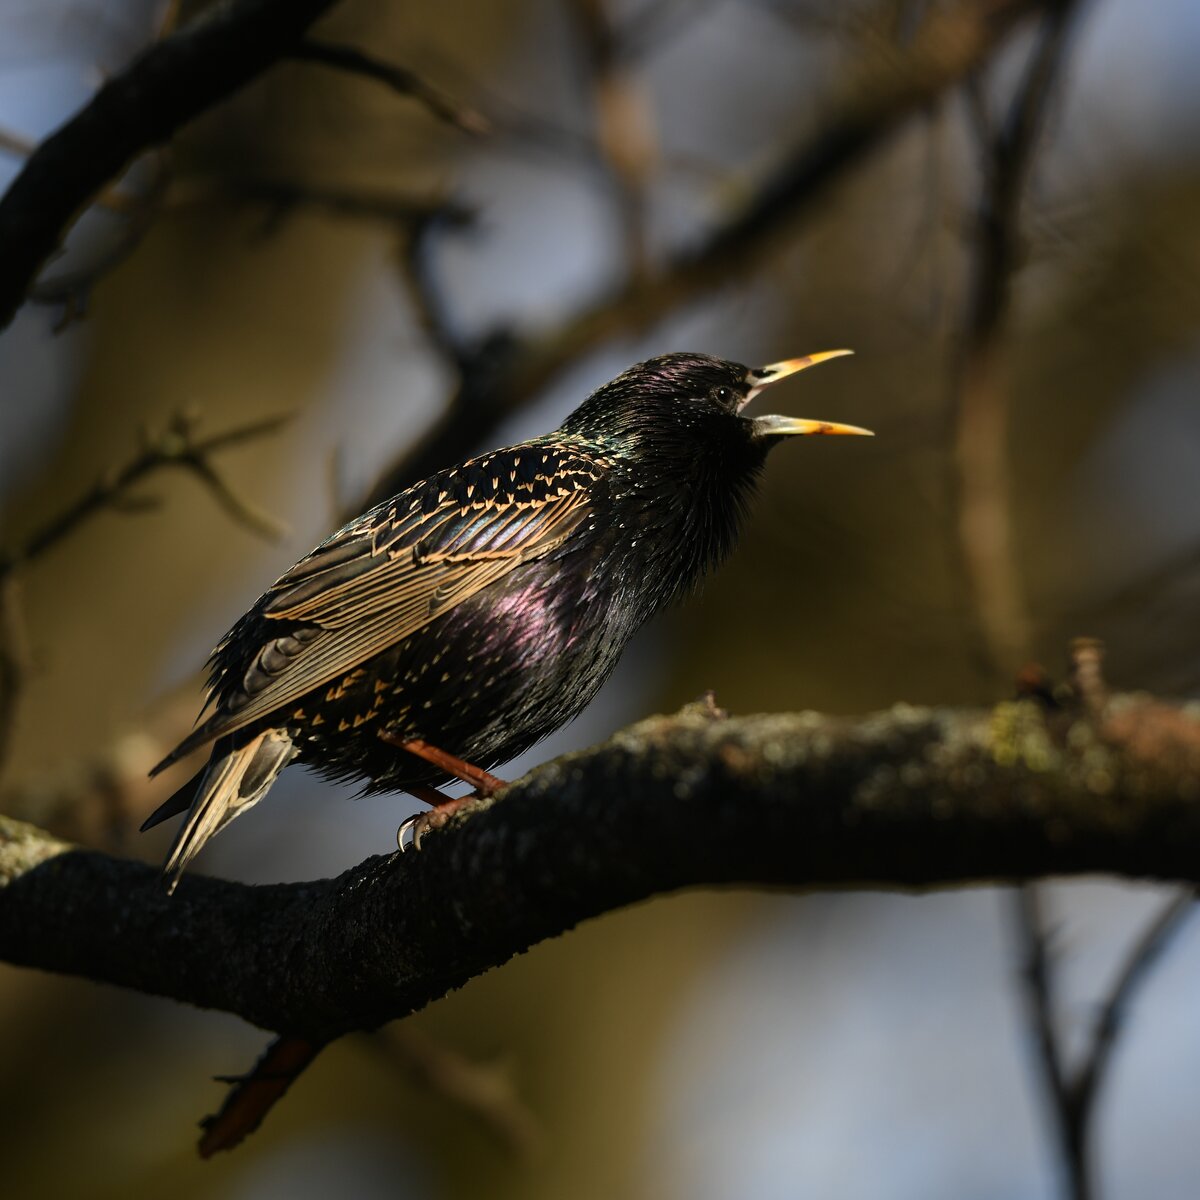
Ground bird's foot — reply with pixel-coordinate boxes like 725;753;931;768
398;806;452;853
397;785;482;853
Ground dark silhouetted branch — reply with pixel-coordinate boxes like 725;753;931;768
1073;891;1194;1118
3;690;1200;1043
200;1034;325;1157
30;154;174;332
290;39;491;135
1014;886;1194;1200
1013;887;1076;1182
0;0;345;330
196;176;469;229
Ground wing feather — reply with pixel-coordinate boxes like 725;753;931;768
173;448;603;755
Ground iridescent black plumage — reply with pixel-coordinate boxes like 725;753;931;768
145;352;868;888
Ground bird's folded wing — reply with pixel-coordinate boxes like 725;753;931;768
157;450;603;768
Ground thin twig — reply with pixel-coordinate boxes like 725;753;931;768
0;129;170;328
200;1019;543;1160
371;1026;543;1159
166;173;470;232
3;412;289;576
1013;640;1190;1200
200;1034;326;1157
1014;887;1196;1200
290;38;490;135
0;412;286;778
1012;887;1079;1189
1071;891;1195;1120
953;20;1090;1200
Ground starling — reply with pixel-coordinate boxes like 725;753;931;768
144;351;871;890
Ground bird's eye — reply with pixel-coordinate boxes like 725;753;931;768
714;386;733;404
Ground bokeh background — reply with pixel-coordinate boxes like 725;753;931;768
2;0;1200;1196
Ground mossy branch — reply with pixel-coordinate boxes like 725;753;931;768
1;692;1199;1041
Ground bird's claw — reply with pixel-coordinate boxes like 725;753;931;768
396;808;452;853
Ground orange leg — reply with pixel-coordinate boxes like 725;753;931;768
396;781;499;854
396;787;472;852
378;732;508;797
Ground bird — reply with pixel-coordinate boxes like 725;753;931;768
143;350;871;891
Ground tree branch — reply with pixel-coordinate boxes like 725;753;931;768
2;691;1199;1041
368;1025;543;1158
290;39;491;135
1014;884;1195;1200
199;1033;325;1157
0;412;287;778
951;0;1083;677
1;412;289;576
0;0;346;330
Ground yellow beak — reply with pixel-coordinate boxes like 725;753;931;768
750;414;875;438
743;348;873;438
748;349;856;393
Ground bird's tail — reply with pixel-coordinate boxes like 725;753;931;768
159;728;296;894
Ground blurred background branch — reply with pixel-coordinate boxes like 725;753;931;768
197;1021;544;1160
1014;885;1195;1200
2;412;288;566
289;39;491;135
0;412;285;788
360;0;1056;508
952;0;1083;679
936;13;1199;1200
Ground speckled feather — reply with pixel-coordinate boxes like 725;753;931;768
145;353;814;886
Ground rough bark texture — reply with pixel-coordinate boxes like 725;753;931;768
2;693;1199;1040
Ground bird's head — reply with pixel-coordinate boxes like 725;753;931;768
559;351;872;453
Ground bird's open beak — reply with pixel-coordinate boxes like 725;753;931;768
742;349;873;438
